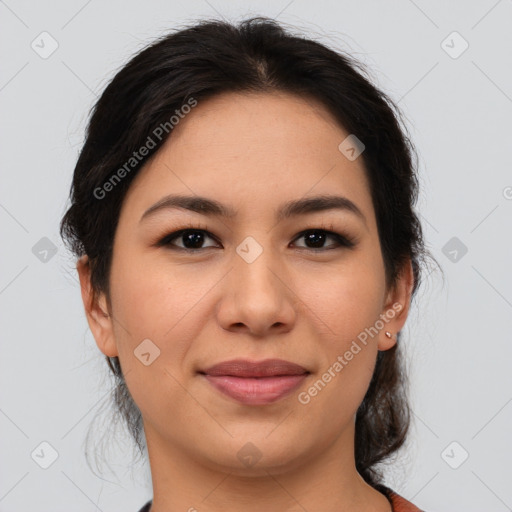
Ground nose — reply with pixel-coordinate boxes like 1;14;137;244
216;245;297;337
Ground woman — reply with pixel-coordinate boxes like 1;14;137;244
60;16;436;512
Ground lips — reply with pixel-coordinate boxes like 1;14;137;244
199;358;309;405
202;358;309;378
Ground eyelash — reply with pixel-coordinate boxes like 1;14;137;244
155;222;357;253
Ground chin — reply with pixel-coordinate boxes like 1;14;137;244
195;434;313;476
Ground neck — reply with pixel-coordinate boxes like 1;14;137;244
144;422;392;512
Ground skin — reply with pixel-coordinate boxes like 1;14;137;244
78;91;414;512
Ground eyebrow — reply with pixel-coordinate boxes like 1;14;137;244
140;194;367;226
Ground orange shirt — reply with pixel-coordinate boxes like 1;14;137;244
387;488;424;512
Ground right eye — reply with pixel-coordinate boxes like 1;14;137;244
157;228;221;251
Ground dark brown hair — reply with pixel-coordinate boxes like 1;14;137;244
60;16;438;487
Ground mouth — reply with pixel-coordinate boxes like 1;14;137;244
198;358;310;405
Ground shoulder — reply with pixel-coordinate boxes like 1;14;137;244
388;490;425;512
374;484;425;512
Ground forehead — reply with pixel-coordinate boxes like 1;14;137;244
121;91;375;227
169;90;346;156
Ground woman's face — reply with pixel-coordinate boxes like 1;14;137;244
79;91;411;475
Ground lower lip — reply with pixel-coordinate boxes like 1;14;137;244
203;374;308;405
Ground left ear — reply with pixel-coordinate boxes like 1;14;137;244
378;258;415;351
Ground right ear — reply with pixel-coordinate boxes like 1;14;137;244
76;255;118;358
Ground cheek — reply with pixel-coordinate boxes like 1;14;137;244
292;254;384;410
108;258;205;423
109;253;216;364
112;252;203;341
296;255;385;343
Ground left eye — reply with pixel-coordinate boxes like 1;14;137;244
158;228;354;251
292;229;354;250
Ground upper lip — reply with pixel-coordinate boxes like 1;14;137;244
200;358;309;378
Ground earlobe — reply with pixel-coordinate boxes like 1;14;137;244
378;329;397;351
378;259;414;351
76;255;118;358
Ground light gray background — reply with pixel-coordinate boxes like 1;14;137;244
1;1;511;511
